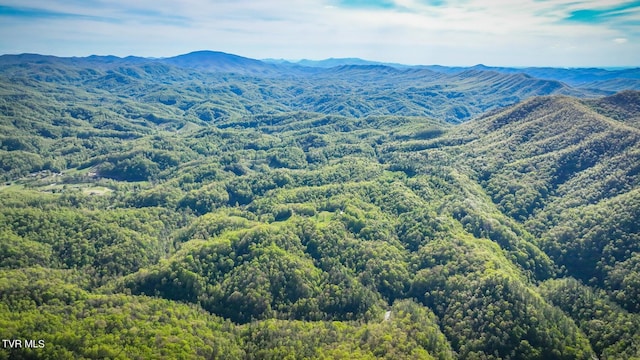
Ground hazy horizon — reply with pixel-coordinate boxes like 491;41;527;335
2;50;640;70
1;0;639;67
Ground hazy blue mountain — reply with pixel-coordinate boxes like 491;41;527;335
522;67;640;86
161;50;283;75
2;52;606;123
296;57;402;68
3;51;639;92
424;64;640;91
580;78;640;91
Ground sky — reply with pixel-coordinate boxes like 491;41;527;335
0;0;639;67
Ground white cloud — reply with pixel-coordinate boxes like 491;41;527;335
0;0;639;66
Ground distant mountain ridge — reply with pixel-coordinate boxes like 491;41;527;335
2;50;639;90
161;50;283;75
0;50;638;122
422;64;640;90
267;57;640;90
291;57;409;68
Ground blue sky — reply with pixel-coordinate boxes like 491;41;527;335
0;0;639;66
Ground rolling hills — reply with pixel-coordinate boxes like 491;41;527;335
0;51;623;124
0;53;639;359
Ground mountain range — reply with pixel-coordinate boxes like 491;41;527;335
0;50;639;359
3;50;637;124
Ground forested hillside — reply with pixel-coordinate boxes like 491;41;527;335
1;53;639;359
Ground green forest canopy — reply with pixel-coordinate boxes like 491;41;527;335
1;55;640;359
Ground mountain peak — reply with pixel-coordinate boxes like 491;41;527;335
166;50;258;64
162;50;275;74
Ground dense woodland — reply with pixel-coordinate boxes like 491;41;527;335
1;52;639;359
